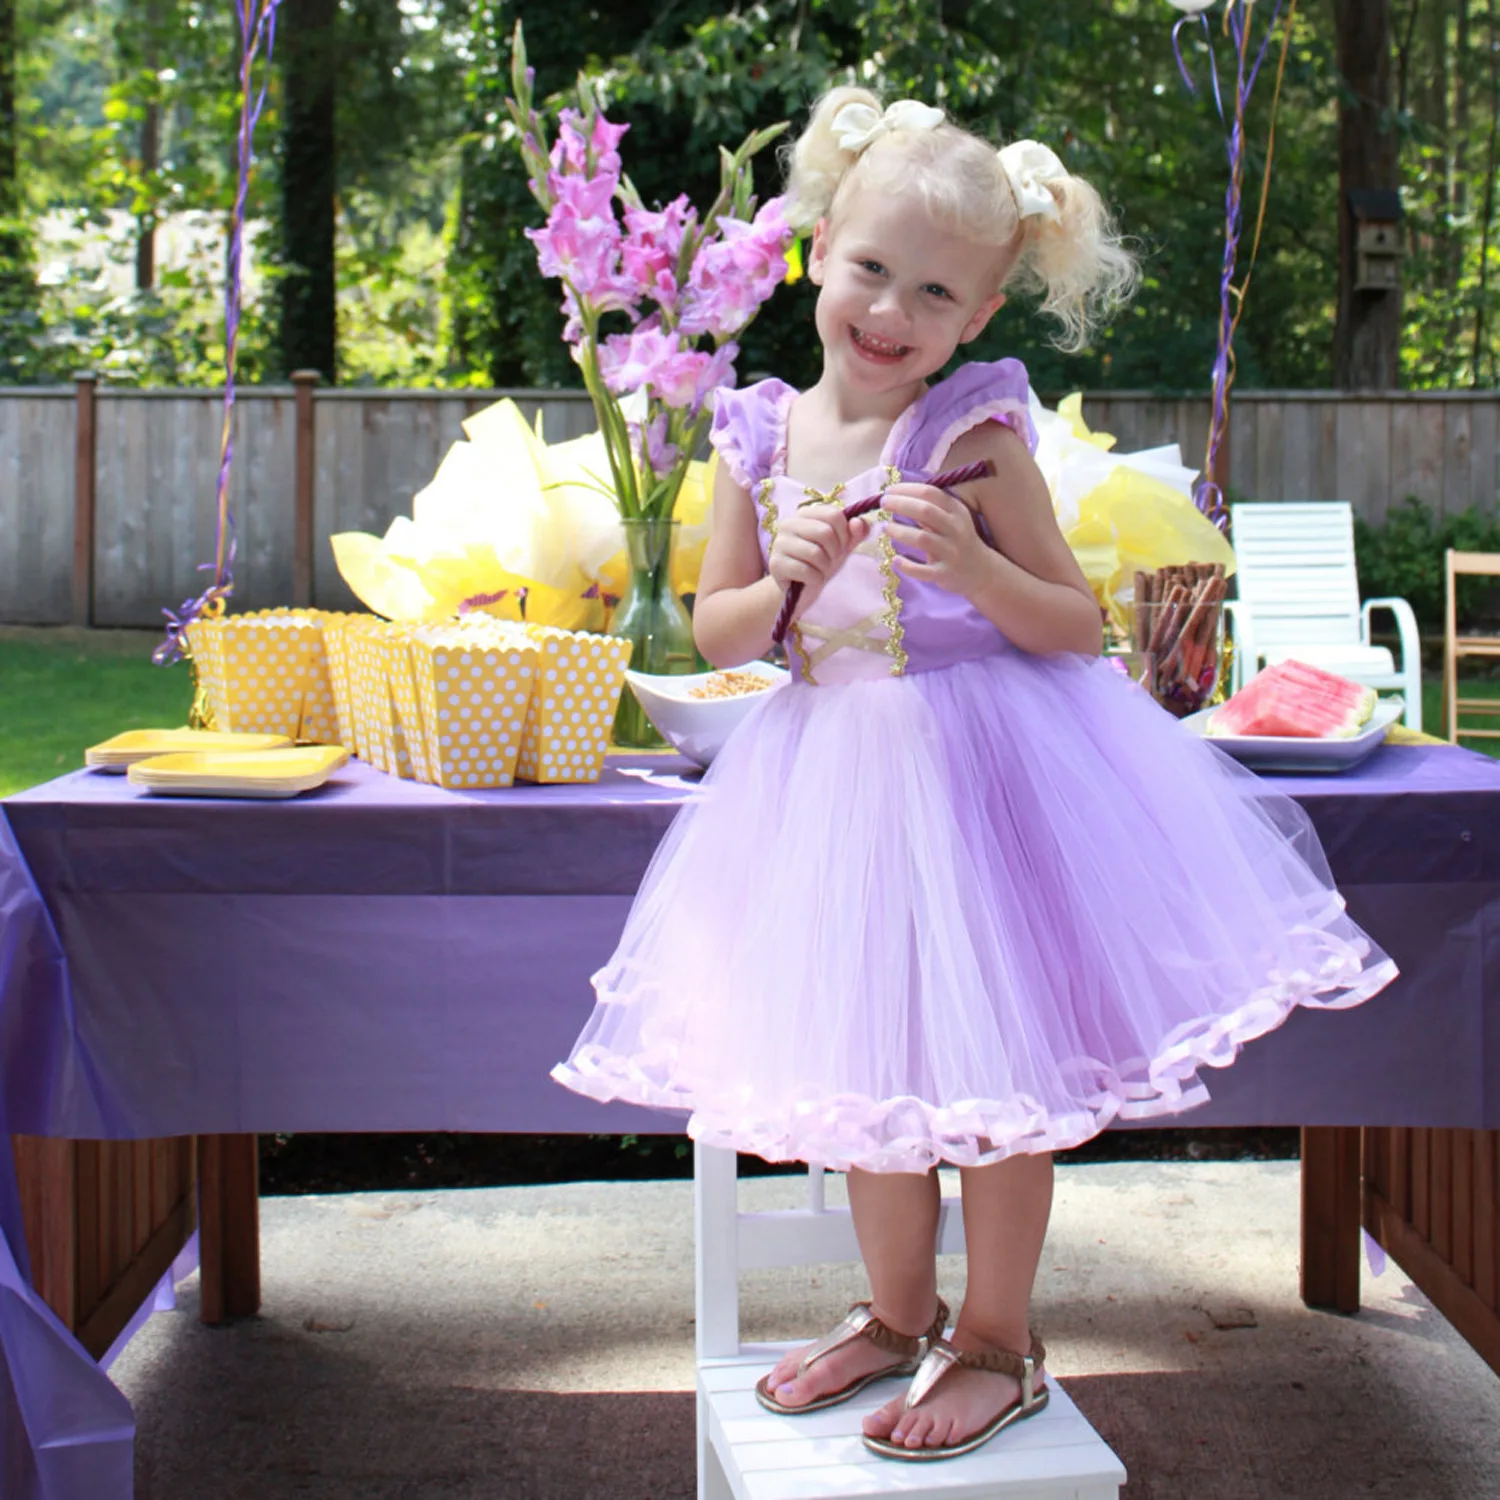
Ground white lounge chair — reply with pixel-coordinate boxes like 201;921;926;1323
694;1146;1126;1499
1227;502;1424;730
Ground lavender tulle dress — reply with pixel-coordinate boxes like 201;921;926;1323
552;359;1397;1173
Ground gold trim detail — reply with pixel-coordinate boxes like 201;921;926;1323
799;481;846;509
875;530;908;676
759;478;817;684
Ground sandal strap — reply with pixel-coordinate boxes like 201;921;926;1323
902;1333;1047;1413
799;1297;950;1376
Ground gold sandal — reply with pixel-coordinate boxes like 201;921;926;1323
862;1333;1048;1461
754;1298;950;1415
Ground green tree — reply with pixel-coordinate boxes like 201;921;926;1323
0;0;42;379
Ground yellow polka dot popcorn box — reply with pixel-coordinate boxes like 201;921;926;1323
341;616;408;775
320;614;358;749
515;626;634;785
185;609;342;743
380;627;432;783
407;621;540;789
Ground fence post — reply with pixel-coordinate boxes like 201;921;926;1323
72;372;97;628
292;370;320;607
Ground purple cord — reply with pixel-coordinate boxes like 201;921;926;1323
155;0;284;664
1172;2;1287;535
770;460;994;647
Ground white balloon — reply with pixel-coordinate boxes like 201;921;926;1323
1167;1;1217;13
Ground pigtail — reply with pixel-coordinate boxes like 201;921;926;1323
783;86;883;230
1011;173;1139;353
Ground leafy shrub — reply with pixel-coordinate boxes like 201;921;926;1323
1354;498;1500;633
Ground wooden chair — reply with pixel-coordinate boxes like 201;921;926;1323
694;1145;1126;1499
1443;550;1500;743
1227;502;1423;729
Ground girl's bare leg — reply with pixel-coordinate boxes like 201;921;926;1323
764;1166;942;1407
864;1151;1053;1448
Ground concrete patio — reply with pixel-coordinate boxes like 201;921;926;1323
110;1159;1500;1499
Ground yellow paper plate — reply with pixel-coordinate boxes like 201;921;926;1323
86;729;295;771
126;746;350;799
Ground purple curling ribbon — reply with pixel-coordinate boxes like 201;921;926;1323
1170;1;1294;534
155;0;285;664
770;459;994;647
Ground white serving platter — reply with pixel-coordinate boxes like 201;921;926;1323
1180;697;1405;773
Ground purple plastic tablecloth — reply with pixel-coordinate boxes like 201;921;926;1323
3;744;1500;1141
2;742;1500;1499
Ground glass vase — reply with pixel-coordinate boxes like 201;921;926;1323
608;517;698;748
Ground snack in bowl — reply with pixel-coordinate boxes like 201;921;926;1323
624;661;789;767
688;670;779;701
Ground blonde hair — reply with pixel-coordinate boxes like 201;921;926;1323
784;86;1139;352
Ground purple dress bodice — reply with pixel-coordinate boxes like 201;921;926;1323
709;360;1036;684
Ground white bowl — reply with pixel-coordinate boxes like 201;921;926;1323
624;661;790;767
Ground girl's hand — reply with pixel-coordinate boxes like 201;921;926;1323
768;504;872;614
882;483;993;599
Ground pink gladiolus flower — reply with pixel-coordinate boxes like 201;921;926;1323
549;110;590;173
679;197;791;338
596;323;676;394
589;114;629;178
691;340;740;410
621;196;695;308
527;194;636;312
596;325;738;414
551;108;628;180
548;171;618;222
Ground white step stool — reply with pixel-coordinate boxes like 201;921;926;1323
694;1145;1126;1500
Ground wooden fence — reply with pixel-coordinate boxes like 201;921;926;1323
1;381;1497;628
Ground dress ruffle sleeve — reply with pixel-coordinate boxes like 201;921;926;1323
709;379;795;492
887;359;1036;476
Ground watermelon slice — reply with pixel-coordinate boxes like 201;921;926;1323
1208;659;1378;739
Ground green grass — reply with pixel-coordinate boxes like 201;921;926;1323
0;627;195;796
1422;674;1500;755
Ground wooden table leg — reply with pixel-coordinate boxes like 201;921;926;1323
1300;1125;1362;1313
197;1133;261;1324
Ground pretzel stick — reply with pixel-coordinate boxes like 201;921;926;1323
1146;583;1189;657
769;460;995;646
1161;576;1224;682
1178;576;1228;687
1132;570;1150;653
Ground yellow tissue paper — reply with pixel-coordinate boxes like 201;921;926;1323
331;398;716;632
1031;393;1236;629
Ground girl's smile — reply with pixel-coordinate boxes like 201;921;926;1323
849;327;913;362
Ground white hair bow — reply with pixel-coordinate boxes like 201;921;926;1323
831;98;945;154
997;139;1067;222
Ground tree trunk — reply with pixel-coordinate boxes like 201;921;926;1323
1473;0;1500;384
0;0;18;256
279;0;338;382
1333;0;1403;389
136;0;161;292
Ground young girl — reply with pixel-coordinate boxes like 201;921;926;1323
554;88;1396;1463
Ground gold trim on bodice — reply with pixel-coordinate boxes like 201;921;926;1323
758;477;816;683
760;468;910;682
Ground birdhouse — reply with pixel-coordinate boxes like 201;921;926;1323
1349;188;1403;292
